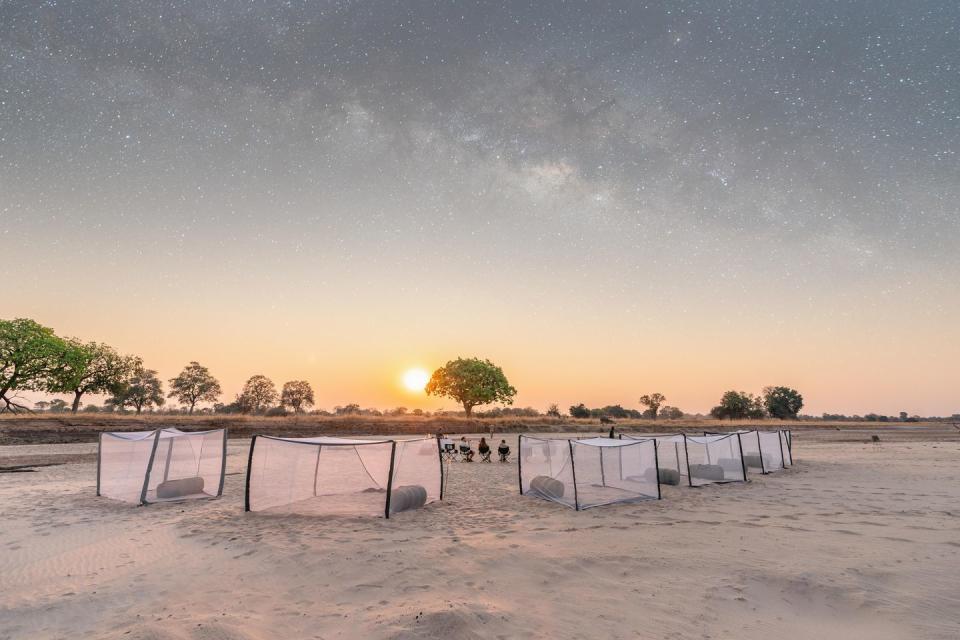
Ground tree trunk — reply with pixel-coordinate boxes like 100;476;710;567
72;390;83;413
463;404;472;417
188;401;195;415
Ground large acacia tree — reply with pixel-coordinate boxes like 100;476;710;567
763;386;803;419
425;357;516;417
0;318;71;413
168;361;222;414
237;375;278;414
280;380;315;414
109;368;165;414
710;390;765;420
50;341;141;413
639;393;666;419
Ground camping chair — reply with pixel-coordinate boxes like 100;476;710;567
478;446;492;463
459;444;474;462
440;439;457;462
498;445;511;462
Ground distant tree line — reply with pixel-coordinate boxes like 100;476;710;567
566;393;684;420
1;318;317;416
821;411;954;423
7;318;953;422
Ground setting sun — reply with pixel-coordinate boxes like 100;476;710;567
402;368;430;393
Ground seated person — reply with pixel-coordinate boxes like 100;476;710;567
459;437;474;461
497;439;510;461
478;437;491;461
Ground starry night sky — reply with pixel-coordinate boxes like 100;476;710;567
3;1;958;414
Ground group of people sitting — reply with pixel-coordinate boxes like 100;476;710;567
438;435;510;462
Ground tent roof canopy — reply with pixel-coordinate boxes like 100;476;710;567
257;435;434;446
575;436;653;447
104;427;223;441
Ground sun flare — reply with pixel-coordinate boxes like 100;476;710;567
402;368;430;393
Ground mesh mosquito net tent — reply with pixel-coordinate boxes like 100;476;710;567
244;435;441;518
683;433;747;486
519;435;660;510
621;434;687;485
97;428;227;504
706;430;788;473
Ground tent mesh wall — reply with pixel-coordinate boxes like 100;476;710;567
246;436;440;517
98;430;159;503
519;436;577;509
758;431;786;472
735;431;765;473
780;430;793;465
144;429;226;502
390;437;443;509
622;434;688;482
683;434;746;486
520;436;659;510
571;438;659;508
98;428;226;504
655;436;688;479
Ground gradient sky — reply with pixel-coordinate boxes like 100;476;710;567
3;1;958;415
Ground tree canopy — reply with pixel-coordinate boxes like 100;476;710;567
659;406;684;419
569;403;590;418
763;386;804;419
710;391;764;420
0;318;71;412
50;341;140;413
425;357;516;417
639;393;666;419
281;380;315;414
237;375;278;414
168;362;222;414
109;368;165;414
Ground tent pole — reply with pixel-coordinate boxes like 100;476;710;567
244;435;258;512
384;441;397;519
313;444;322;497
517;435;524;495
652;440;661;500
599;445;606;487
757;431;766;474
140;430;162;505
437;436;445;501
736;433;747;482
217;428;228;497
96;433;103;496
777;430;786;468
682;435;693;487
568;440;580;511
163;436;174;482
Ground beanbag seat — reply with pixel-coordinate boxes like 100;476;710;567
689;464;724;481
529;475;565;498
641;467;681;485
390;485;428;513
156;476;205;500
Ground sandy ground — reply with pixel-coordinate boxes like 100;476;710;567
2;432;959;640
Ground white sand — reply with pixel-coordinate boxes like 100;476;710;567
2;436;960;639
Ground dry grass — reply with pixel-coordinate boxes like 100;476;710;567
1;412;957;445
